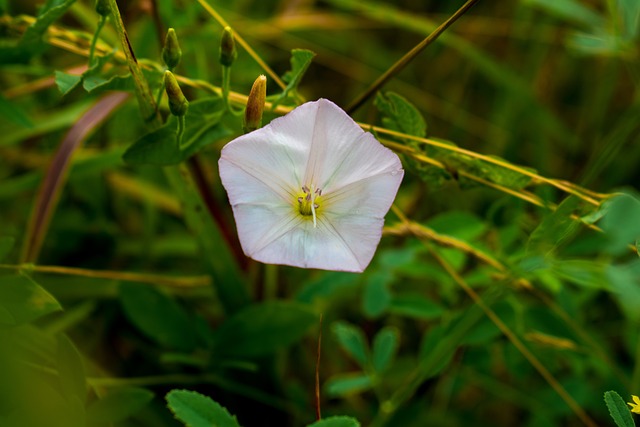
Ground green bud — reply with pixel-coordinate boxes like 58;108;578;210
95;0;111;16
162;28;182;70
243;75;266;133
219;26;237;67
164;71;189;117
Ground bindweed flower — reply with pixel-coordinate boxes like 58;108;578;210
629;395;640;414
219;99;404;272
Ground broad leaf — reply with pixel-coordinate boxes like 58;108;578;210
0;94;32;128
375;91;426;138
54;71;83;96
362;272;392;318
166;389;241;427
325;373;372;397
56;334;86;402
119;283;197;351
0;273;62;326
272;49;316;107
388;294;444;320
599;192;640;256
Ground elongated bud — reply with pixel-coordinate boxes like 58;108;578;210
95;0;111;16
244;75;266;133
219;26;237;67
162;28;182;70
164;71;188;117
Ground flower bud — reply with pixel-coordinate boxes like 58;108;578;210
162;28;182;70
95;0;111;16
243;75;266;133
219;26;237;67
164;71;188;117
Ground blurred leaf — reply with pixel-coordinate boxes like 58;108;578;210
166;389;241;427
0;0;77;61
0;273;62;326
0;237;15;262
54;71;83;96
362;272;392;318
607;261;640;323
332;321;370;368
87;387;154;425
427;211;487;241
527;197;582;254
617;0;640;39
306;416;361;427
445;152;534;190
603;390;635;427
375;91;427;137
213;301;318;358
388;294;445;320
56;334;86;402
599;192;640;256
0;94;32;128
123;97;228;165
566;31;630;56
372;326;400;373
325;373;372;397
83;73;132;93
551;259;607;288
295;272;360;304
119;283;197;351
523;0;604;29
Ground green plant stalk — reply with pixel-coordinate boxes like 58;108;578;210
105;0;250;314
88;14;107;65
176;114;186;148
221;65;232;112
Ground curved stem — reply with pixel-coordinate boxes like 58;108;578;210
88;15;107;66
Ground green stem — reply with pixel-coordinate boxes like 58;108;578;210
89;15;107;66
154;79;165;114
264;264;278;300
222;65;232;111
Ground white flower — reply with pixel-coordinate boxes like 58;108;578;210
219;98;404;272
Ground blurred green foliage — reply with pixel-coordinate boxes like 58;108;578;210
0;0;639;426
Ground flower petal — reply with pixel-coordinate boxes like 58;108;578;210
250;218;365;272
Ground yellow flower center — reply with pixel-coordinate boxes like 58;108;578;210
297;185;323;227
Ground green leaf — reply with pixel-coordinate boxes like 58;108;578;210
617;0;640;39
56;334;86;402
332;321;369;367
599;192;640;256
607;261;640;323
306;416;361;427
0;273;62;326
0;95;32;128
362;272;392;318
54;71;83;96
566;31;630;56
388;294;444;320
427;211;487;241
123;97;229;166
87;387;154;425
212;301;318;358
325;373;372;397
527;197;583;254
272;49;316;106
604;390;635;427
371;326;399;373
0;237;15;262
295;272;360;304
550;259;607;288
166;389;241;427
523;0;604;29
119;283;197;351
374;91;427;137
82;72;133;93
17;0;77;59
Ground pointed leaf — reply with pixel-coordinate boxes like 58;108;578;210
56;334;86;402
372;326;399;373
272;49;316;106
325;373;372;397
54;71;83;96
166;389;241;427
0;273;62;326
375;91;426;137
362;272;392;318
0;94;32;128
604;391;635;427
332;322;369;367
